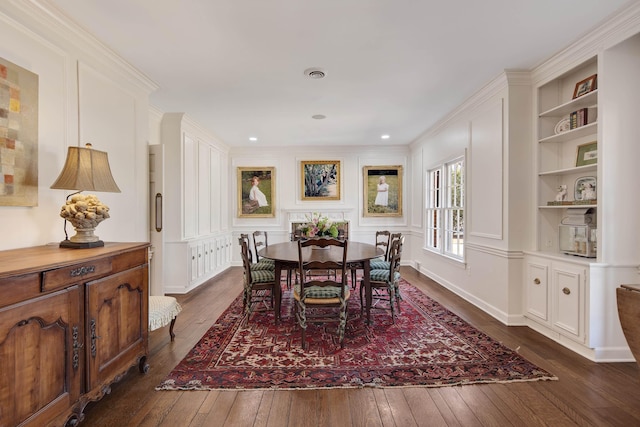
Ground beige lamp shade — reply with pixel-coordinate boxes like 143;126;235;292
50;144;121;193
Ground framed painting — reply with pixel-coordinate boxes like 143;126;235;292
0;56;39;206
363;165;403;217
301;160;340;201
237;167;275;217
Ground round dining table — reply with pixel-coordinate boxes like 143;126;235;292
258;241;383;324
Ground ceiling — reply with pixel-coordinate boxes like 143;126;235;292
49;0;632;148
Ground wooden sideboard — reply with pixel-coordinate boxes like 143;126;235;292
0;242;150;427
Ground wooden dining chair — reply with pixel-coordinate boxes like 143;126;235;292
374;230;391;261
240;233;273;271
370;232;401;271
239;237;281;324
254;230;297;288
361;236;403;322
294;238;349;349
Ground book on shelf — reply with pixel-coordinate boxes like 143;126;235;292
569;108;589;130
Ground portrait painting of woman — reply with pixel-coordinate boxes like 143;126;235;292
237;167;275;217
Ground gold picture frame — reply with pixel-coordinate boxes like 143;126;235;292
237;167;275;217
575;141;597;167
301;160;340;201
363;165;403;217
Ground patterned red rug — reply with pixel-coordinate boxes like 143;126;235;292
157;278;556;390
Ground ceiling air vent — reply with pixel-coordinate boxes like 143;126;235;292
304;68;326;79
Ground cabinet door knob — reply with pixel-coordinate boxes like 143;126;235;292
562;287;571;295
534;278;541;285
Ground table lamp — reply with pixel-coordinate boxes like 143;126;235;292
50;143;121;248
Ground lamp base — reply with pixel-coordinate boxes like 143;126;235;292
59;239;105;249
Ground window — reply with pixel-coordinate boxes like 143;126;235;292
425;155;465;260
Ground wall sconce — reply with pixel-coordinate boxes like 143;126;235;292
50;143;120;248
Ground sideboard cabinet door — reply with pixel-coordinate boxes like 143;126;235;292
85;264;149;396
0;286;81;427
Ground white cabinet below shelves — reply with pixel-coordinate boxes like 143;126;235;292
525;260;549;324
524;254;587;345
551;263;585;341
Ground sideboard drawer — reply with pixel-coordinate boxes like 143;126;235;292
0;273;40;308
42;258;113;292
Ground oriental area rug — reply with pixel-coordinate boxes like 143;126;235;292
157;278;556;391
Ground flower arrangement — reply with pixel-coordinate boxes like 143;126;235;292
297;212;341;238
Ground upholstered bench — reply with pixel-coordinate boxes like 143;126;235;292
149;295;182;341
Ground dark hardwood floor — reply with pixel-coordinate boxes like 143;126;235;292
80;266;640;427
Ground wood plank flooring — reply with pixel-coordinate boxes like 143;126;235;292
80;267;640;427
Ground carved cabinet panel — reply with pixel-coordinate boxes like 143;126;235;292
0;286;81;427
85;265;148;393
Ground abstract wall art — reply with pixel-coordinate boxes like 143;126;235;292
0;56;38;206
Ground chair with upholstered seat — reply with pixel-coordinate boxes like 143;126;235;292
370;232;402;271
149;295;182;341
352;230;391;289
240;237;281;324
362;236;403;321
294;238;349;349
254;230;297;288
373;230;391;261
240;233;273;271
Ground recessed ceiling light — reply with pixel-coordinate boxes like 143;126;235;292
249;137;258;142
304;67;326;79
312;114;326;120
381;134;390;139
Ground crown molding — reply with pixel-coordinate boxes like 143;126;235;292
532;0;640;86
411;71;510;146
1;0;159;94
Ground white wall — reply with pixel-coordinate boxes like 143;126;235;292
408;74;531;324
0;3;156;251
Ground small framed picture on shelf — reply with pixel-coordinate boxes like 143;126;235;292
576;141;597;167
572;74;597;99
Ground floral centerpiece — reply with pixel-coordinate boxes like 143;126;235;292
297;212;341;238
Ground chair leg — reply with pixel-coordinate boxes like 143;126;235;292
338;300;348;348
169;317;176;341
388;284;395;323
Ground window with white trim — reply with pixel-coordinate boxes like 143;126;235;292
425;155;465;260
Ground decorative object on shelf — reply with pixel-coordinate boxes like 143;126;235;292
50;143;121;248
574;176;597;201
555;184;568;202
363;165;403;217
237;167;275;218
554;117;571;134
575;141;597;167
301;160;341;201
296;212;341;238
572;74;597;99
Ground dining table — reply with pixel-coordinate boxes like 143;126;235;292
258;240;383;324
